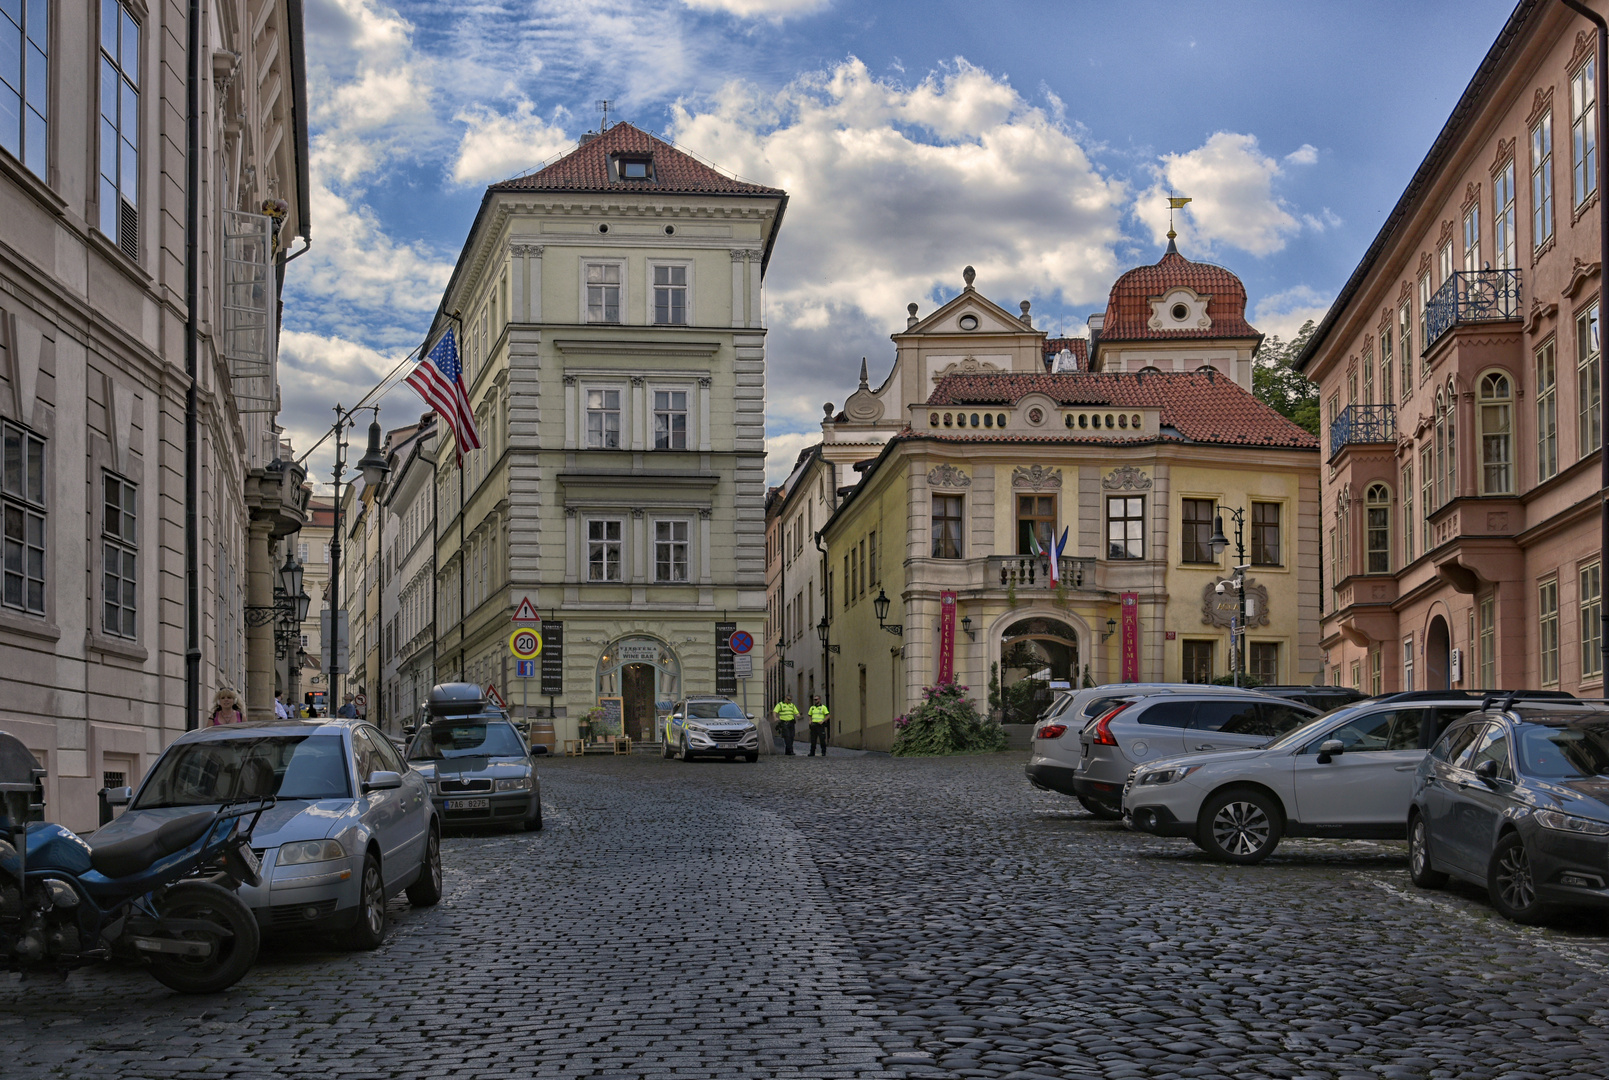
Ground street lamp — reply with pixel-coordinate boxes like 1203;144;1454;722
776;637;794;668
960;614;976;641
816;616;840;654
1102;617;1118;641
873;588;903;636
1209;507;1248;686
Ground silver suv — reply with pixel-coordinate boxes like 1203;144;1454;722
1050;688;1318;818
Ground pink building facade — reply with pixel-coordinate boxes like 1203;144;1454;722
1299;0;1605;696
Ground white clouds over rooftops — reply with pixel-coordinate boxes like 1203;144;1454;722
452;100;576;185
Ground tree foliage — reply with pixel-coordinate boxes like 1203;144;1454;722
1252;320;1320;436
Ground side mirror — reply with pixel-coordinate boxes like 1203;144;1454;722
106;786;133;807
747;714;756;721
363;770;403;792
671;714;682;721
1316;739;1345;764
1474;758;1501;782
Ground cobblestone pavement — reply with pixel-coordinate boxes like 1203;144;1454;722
8;751;1609;1078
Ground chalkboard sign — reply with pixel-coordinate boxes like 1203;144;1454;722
541;621;564;696
592;696;624;738
715;621;737;696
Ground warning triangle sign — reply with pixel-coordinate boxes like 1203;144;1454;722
512;596;541;622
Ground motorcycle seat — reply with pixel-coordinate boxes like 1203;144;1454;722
88;811;216;879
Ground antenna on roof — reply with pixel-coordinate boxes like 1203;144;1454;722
598;100;613;131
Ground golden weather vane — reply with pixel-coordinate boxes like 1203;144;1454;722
1166;195;1192;241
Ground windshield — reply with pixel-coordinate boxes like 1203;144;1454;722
134;734;351;808
408;721;526;760
686;701;747;720
1517;722;1609;779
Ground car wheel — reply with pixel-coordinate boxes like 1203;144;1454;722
1408;812;1448;890
681;735;695;762
1489;831;1549;924
523;799;543;832
406;828;443;907
1076;794;1123;821
745;752;759;763
344;853;388;951
662;728;674;758
1198;788;1283;864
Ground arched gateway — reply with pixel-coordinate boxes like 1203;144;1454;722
999;617;1080;724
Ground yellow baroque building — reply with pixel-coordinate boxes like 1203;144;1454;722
817;259;1321;750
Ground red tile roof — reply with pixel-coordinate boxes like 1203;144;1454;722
1098;247;1260;343
921;370;1317;449
1041;337;1089;370
491;122;784;197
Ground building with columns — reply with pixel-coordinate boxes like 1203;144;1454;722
424;122;784;742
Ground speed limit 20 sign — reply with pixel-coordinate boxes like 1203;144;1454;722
509;628;543;660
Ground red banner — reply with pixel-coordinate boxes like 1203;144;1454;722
1121;592;1140;681
937;591;958;684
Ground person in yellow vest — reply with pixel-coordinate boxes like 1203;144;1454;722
772;694;799;755
807;695;830;757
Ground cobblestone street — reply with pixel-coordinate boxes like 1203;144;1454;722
8;750;1609;1079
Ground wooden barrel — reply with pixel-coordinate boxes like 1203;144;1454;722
528;719;557;755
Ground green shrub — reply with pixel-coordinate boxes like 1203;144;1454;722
892;683;1009;756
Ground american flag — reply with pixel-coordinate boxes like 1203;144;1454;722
403;327;480;465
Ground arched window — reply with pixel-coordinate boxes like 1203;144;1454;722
1365;483;1391;574
1479;371;1514;494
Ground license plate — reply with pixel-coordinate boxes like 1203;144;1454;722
446;798;489;809
239;844;261;875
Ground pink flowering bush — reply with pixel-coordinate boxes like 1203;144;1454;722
892;681;1007;756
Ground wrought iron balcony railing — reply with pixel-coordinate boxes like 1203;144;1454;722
990;555;1093;589
1423;268;1521;353
1329;404;1396;459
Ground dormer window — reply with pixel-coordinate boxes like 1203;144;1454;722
1171;303;1189;321
614;155;653;181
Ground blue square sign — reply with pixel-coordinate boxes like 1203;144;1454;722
516;659;537;678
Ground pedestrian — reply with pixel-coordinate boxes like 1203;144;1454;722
336;693;357;719
208;686;244;726
772;693;799;755
807;695;830;757
273;691;290;720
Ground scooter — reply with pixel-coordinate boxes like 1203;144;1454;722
0;731;269;994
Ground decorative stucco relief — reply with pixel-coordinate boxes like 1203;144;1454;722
927;464;971;488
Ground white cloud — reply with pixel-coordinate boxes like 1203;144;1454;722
451;100;575;185
765;430;824;486
1253;285;1332;345
293;177;455;322
682;0;830;16
1135;132;1304;257
1284;143;1319;166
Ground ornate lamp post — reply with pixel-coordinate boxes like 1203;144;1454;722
872;588;903;636
1209;508;1249;687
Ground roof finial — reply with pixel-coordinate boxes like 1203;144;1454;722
962;265;976;290
858;358;869;389
1166;194;1191;255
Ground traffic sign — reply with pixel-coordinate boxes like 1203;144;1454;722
733;654;752;678
509;628;543;660
728;629;754;654
485;683;507;708
512;596;541;622
516;659;536;678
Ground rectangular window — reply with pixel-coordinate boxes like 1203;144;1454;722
652;390;687;450
2;420;46;614
1540;579;1560;687
653;265;688;325
1182;640;1214;684
0;0;47;176
1366;499;1389;575
1018;494;1057;556
1250;642;1279;685
1494;159;1516;270
1462;203;1480;273
868;530;877;586
585;263;621;323
1584;562;1603;681
102;474;137;638
843;553;850;608
931;494;964;559
585;388;621;449
1579;303;1601;457
654;520;689;583
1398;302;1413;397
1418;272;1433;377
1402;635;1415;693
1420;445;1434;553
1251;502;1281;566
1533;110;1556;248
586;519;622;582
99;1;140;259
1369;645;1383;696
1347;370;1358;406
1106;496;1145;560
1402;462;1415;564
1438;241;1453;285
1362;350;1374;405
1478;595;1496;689
1351;660;1362;690
1380;329;1394;405
1574;57;1598;207
1537;338;1559;481
859;538;867;597
1180;497;1215;563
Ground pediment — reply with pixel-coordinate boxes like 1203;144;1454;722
901;289;1038;339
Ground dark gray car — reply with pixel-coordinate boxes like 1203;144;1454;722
407;684;541;831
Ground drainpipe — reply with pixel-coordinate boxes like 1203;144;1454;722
183;0;201;730
813;528;830;714
1563;0;1609;677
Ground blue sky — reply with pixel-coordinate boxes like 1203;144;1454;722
280;0;1518;486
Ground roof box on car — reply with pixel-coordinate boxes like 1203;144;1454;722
427;682;492;718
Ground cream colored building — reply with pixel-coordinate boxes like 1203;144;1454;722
425;123;785;741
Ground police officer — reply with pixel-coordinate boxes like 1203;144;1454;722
807;695;830;757
772;694;800;755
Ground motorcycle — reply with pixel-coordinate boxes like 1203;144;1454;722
0;730;270;994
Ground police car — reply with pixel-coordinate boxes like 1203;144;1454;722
663;696;760;762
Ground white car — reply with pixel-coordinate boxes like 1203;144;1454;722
1121;697;1487;863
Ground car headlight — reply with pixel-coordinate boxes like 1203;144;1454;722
277;839;347;865
1533;809;1609;836
685;723;708;733
1138;766;1199;786
495;777;532;792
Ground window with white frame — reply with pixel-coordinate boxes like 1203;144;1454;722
99;1;141;259
1461;203;1480;273
585;263;622;323
1362;347;1374;405
1494;159;1516;269
2;420;46;615
654;520;689;583
1417;273;1432;380
102;473;137;638
1398;301;1413;397
1573;56;1598;207
1;0;47;176
1419;445;1434;553
1401;461;1415;564
652;265;688;325
1364;484;1390;575
1537;338;1559;482
1533;110;1556;247
1438;241;1453;286
1402;635;1415;692
1584;562;1603;681
1379;328;1394;405
586;519;622;582
1579;303;1601;457
1540;579;1559;687
1478;371;1513;495
585;387;622;449
653;390;687;449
